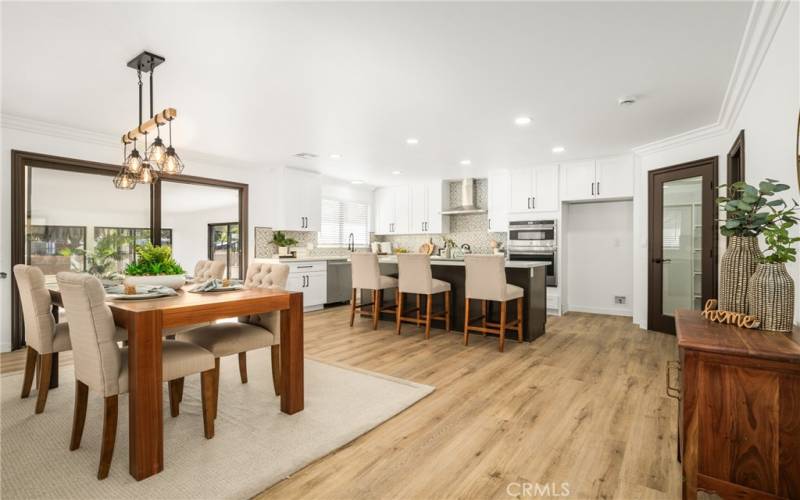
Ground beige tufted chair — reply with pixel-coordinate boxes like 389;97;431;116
56;272;217;480
463;255;523;352
396;254;451;339
178;262;289;414
13;264;126;413
194;260;226;281
349;253;399;329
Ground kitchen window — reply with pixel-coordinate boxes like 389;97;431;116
318;198;370;248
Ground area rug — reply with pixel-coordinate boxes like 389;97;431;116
0;354;434;499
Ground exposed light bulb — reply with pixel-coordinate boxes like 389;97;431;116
161;147;185;175
147;137;167;166
136;163;158;184
126;149;143;173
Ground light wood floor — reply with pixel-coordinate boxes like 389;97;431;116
1;307;681;499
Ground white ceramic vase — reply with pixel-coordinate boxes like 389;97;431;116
123;274;186;290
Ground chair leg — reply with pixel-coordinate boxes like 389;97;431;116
212;358;220;419
176;376;184;402
349;288;357;327
97;395;118;480
499;302;507;352
396;291;404;335
271;345;281;396
373;289;382;330
481;300;488;335
517;297;524;342
168;379;183;418
35;353;53;414
69;380;89;451
238;352;248;384
416;294;421;326
464;299;470;345
21;346;37;398
200;370;216;439
425;294;433;339
445;291;451;332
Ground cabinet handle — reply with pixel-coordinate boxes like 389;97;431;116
665;361;681;400
532;196;535;209
597;182;600;196
297;265;313;269
591;182;594;196
527;197;531;209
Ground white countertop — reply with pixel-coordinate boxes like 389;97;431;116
256;254;547;269
255;256;349;263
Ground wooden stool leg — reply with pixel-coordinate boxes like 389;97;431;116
499;302;507;352
425;294;433;339
517;297;524;342
70;380;89;450
481;300;488;335
373;289;383;330
271;345;281;396
168;378;183;417
238;352;248;383
21;346;37;398
97;395;118;480
212;358;220;419
200;370;216;439
464;299;470;345
349;288;357;327
445;291;451;332
35;353;52;414
396;291;404;335
176;376;184;402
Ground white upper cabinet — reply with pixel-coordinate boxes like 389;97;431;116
382;182;446;235
393;185;410;234
374;185;412;235
277;168;322;231
595;155;634;200
488;170;510;232
508;164;559;212
560;156;633;202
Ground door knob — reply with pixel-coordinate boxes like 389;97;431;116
652;258;672;264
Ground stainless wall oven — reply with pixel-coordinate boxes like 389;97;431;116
508;220;557;287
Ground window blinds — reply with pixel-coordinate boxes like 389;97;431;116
318;198;370;247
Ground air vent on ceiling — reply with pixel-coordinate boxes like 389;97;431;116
293;152;319;160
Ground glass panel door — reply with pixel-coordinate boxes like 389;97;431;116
208;223;240;279
661;176;703;315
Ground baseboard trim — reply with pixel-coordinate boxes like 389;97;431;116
564;306;632;317
0;342;12;353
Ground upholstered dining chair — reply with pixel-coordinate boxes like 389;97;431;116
56;272;217;480
463;254;523;352
177;262;289;416
396;254;451;338
349;252;399;329
13;264;127;414
194;260;226;281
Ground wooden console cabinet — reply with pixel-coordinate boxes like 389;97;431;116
674;309;800;499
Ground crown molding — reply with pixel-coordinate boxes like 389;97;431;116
1;113;266;170
633;0;790;156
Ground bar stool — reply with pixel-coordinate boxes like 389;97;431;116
396;253;451;338
350;253;398;329
463;254;523;352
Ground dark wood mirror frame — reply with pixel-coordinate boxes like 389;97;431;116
10;150;249;351
796;110;799;187
727;129;745;190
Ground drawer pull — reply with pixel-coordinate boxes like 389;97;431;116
666;360;681;400
297;265;313;269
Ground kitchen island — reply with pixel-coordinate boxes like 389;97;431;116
361;256;548;341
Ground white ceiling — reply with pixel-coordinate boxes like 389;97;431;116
2;1;752;186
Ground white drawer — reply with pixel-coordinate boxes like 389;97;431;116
287;261;328;274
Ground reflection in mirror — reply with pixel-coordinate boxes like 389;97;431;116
160;182;240;279
26;167;150;282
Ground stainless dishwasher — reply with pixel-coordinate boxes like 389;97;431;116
326;260;352;305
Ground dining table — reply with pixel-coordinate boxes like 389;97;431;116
48;284;304;481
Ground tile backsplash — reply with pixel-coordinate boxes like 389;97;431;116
254;178;506;258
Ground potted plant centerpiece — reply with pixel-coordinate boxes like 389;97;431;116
747;195;799;331
123;242;187;290
716;179;790;313
271;231;298;257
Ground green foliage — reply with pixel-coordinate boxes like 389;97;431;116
87;232;131;278
761;204;800;264
270;230;298;247
124;242;186;276
716;179;792;237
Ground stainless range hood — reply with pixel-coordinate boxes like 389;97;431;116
440;178;487;215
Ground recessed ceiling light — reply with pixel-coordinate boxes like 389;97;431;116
329;153;342;159
405;138;419;145
552;146;565;153
514;116;532;126
351;180;364;185
618;96;636;107
460;159;472;165
391;170;402;175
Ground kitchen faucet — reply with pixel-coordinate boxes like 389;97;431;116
347;232;355;252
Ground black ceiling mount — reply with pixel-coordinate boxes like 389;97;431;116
126;51;165;73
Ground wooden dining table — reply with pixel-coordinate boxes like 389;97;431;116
49;285;304;481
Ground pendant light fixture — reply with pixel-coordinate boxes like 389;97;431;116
114;51;183;189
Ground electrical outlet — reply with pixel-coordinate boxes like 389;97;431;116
614;296;626;305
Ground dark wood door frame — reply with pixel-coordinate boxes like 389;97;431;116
10;150;249;350
647;156;718;334
727;129;745;192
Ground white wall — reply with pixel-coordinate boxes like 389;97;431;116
565;200;633;316
163;205;239;275
632;2;800;328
